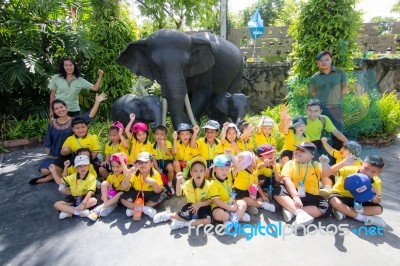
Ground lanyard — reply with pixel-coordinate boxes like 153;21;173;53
75;136;84;148
156;144;165;169
297;162;309;185
207;141;216;160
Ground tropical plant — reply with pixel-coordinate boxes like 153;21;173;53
378;91;400;137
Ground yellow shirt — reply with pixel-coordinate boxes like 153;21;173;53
104;141;128;157
181;178;211;204
220;141;239;156
196;138;223;161
128;138;153;164
67;164;97;178
257;161;281;178
237;138;254;152
234;169;258;191
255;132;277;147
332;150;363;166
281;160;321;196
174;141;198;161
129;169;164;192
106;173;130;191
209;171;235;209
151;141;174;160
63;134;100;154
62;173;96;197
305;116;336;141
331;166;381;198
282;129;309;151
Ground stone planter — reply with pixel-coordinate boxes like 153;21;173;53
0;137;43;151
358;132;397;148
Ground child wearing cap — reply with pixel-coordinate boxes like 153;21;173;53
125;113;153;165
237;120;255;153
88;153;131;221
151;125;175;195
99;121;129;179
220;122;241;155
121;152;167;219
272;142;332;227
49;155;97;219
328;154;386;227
153;157;212;230
172;123;198;177
232;150;276;215
255;116;277;147
192;120;222;176
319;139;363;198
255;144;281;193
279;106;310;165
209;151;250;228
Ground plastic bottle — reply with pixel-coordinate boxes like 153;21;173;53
75;196;81;206
229;212;238;223
133;198;144;221
354;201;364;214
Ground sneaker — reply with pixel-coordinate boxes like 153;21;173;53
100;204;116;217
153;211;171;224
96;180;101;189
240;213;251;222
319;188;331;199
88;210;99;221
170;220;187;230
126;208;133;217
247;206;259;215
169;185;175;195
364;216;386;228
262;202;276;212
142;206;156;218
59;212;72;220
58;184;66;192
223;221;233;229
293;210;314;227
79;210;90;218
282;208;294;222
333;209;345;221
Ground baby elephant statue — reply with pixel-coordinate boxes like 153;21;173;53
111;95;162;128
210;92;248;125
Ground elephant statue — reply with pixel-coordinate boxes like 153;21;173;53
116;29;244;129
209;92;248;125
111;94;162;128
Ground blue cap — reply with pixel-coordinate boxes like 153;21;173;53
177;123;193;134
256;144;275;156
213;155;232;167
344;173;375;202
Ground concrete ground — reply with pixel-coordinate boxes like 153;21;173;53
0;139;399;266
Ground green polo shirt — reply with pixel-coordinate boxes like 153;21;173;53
49;74;93;112
309;67;347;106
305;115;336;141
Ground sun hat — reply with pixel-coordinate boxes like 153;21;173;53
203;120;220;130
131;122;148;133
177;123;194;134
236;151;254;170
189;156;207;169
256;144;276;156
136;152;153;162
294;142;317;155
213;155;232;167
74;155;90;167
227;123;241;138
290;116;307;128
344;173;375;202
262;117;275;127
343;141;362;157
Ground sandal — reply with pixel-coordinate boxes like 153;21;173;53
29;175;46;185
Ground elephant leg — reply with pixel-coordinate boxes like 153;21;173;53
188;77;213;119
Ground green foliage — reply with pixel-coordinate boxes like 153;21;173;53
4;116;47;140
378;92;400;136
239;0;284;27
288;0;362;78
274;0;302;26
88;118;111;157
285;76;311;116
370;16;398;35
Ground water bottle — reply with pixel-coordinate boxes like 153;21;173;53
268;185;273;201
75;196;81;206
229;212;238;223
354;200;364;214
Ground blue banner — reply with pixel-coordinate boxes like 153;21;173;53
248;8;264;39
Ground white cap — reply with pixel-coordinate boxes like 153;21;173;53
74;155;90;167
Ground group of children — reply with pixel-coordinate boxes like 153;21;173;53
46;106;386;232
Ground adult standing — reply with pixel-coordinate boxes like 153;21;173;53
49;57;104;118
30;93;107;185
309;51;348;150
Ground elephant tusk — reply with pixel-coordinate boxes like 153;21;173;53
162;97;168;126
184;94;197;126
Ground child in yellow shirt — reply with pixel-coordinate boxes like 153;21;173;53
125;113;153;165
255;116;277;147
172;123;198;177
220;122;241;155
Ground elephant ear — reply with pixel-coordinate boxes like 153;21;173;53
189;35;215;77
116;40;155;80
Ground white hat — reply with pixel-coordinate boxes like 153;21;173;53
262;116;275;127
74;155;90;167
136;152;153;162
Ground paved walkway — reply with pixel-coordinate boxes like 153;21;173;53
0;139;399;266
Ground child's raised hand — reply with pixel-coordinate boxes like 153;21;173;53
280;105;291;121
321;137;328;143
193;125;200;134
343;154;358;165
118;127;123;136
95;92;107;103
129;113;135;121
319;155;330;164
223;122;229;130
98;69;104;77
64;160;71;168
172;131;178;140
225;148;233;157
49;164;56;172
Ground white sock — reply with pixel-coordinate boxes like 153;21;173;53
168;181;173;187
355;214;365;222
94;204;104;213
73;209;80;216
294;209;302;216
323;185;332;190
262;202;275;212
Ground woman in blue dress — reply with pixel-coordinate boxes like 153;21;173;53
29;93;106;185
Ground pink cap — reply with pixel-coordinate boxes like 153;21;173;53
110;153;128;164
236;151;254;170
131;122;148;133
110;121;124;131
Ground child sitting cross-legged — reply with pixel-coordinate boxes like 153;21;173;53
88;153;130;221
50;155;97;219
153;157;212;230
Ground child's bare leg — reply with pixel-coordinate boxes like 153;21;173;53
273;195;297;213
54;201;75;214
99;167;109;180
100;181;110;203
212;208;229;222
173;160;181;175
121;199;134;209
363;206;383;216
103;193;122;208
235;199;247;219
302;206;323;218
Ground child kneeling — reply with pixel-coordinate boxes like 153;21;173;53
153;157;212;230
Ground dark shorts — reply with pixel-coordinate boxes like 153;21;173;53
53;155;73;169
206;159;213;168
258;174;277;190
178;203;212;221
328;193;383;211
39;157;58;171
64;194;97;207
156;159;173;173
272;183;331;218
280;150;293;160
233;188;261;200
120;189;167;207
